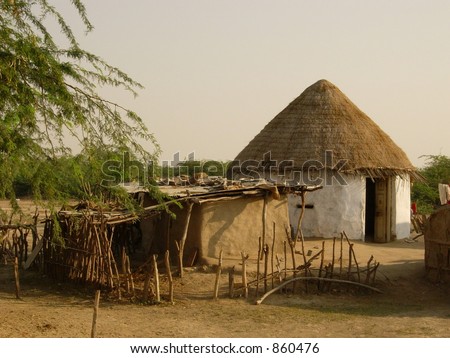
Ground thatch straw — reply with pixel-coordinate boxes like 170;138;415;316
234;80;417;179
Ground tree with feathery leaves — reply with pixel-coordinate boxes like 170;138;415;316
0;0;160;208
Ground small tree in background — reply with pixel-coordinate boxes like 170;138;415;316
412;155;450;214
0;1;159;209
175;160;230;177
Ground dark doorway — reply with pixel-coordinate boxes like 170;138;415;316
365;178;376;241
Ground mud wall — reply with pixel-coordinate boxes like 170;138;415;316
425;205;450;282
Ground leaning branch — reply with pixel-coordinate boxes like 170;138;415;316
255;276;382;305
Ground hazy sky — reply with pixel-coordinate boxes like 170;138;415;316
55;0;450;167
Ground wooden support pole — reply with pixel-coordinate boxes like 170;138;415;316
295;191;308;272
152;254;160;303
164;250;174;304
124;254;130;294
241;252;249;299
350;245;361;283
111;251;122;301
318;241;325;282
165;215;171;252
371;262;380;285
294;191;305;244
228;266;235;298
365;255;374;284
285;226;297;293
283;240;287;282
339;233;344;278
121;246;127;275
91;290;101;338
126;255;135;297
323;264;330;292
261;192;268;260
255;236;262;298
177;202;194;279
275;254;282;284
331;237;336;279
271;222;276;289
143;264;151;302
263;244;269;293
347;244;353;280
288;239;296;274
213;250;223;300
14;256;20;299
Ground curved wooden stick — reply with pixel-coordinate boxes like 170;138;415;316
255;276;382;305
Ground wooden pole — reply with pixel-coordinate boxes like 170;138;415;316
124;253;130;294
255;236;262;298
263;244;269;293
261;192;268;260
152;254;160;303
331;237;336;279
350;245;361;283
295;191;308;271
143;263;151;302
165;215;171;252
91;290;101;338
283;240;287;282
323;262;333;292
371;262;380;285
294;191;305;243
213;250;223;299
111;250;122;301
228;266;235;298
339;233;344;278
164;250;174;304
275;254;282;284
126;255;135;297
285;226;296;292
271;222;275;289
177;202;193;279
318;240;325;290
347;244;353;280
14;256;20;299
121;246;127;274
365;255;374;284
241;252;249;299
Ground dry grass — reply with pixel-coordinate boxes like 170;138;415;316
1;236;450;338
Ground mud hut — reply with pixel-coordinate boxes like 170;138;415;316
133;183;298;263
425;205;450;282
230;79;418;242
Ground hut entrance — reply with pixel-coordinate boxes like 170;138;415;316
365;179;376;241
365;178;391;243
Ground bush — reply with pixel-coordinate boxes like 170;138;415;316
412;155;450;214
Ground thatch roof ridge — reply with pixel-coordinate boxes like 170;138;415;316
234;79;416;177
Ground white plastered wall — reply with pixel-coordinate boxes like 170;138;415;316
392;175;411;240
288;173;366;240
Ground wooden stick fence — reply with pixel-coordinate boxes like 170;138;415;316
221;229;380;300
0;224;39;266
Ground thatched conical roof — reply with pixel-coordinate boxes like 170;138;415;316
234;79;416;178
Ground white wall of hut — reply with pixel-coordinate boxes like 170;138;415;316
393;175;411;240
288;173;411;241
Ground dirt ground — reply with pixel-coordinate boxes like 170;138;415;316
1;232;449;338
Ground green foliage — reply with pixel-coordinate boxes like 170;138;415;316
0;0;160;211
412;155;450;214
